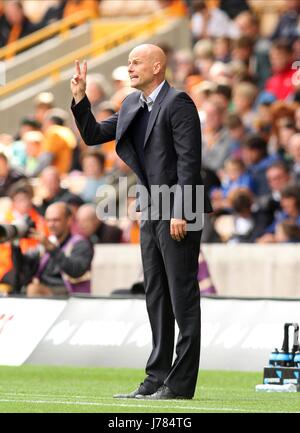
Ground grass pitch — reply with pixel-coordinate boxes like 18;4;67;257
0;365;299;413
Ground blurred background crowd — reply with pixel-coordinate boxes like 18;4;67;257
1;0;300;295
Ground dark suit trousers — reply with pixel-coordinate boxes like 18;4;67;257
140;219;202;398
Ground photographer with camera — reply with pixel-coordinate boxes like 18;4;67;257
0;180;48;293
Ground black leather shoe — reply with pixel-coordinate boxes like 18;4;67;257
136;385;192;400
113;383;154;399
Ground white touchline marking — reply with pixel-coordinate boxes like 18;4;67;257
0;398;298;413
0;387;234;398
0;390;266;402
0;392;113;400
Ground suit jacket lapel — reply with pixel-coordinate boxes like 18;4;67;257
115;93;144;184
116;93;141;141
144;81;170;148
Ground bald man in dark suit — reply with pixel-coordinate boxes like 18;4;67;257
71;44;212;400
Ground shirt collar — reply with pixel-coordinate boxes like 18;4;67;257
140;80;165;111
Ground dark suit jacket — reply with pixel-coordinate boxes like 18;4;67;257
72;81;212;219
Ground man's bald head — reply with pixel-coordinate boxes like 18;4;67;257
76;204;100;237
128;44;167;95
129;44;167;70
45;202;73;240
77;203;97;220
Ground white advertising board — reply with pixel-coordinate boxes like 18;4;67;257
0;297;66;365
25;296;300;371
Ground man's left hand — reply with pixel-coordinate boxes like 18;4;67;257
170;218;187;241
29;230;58;252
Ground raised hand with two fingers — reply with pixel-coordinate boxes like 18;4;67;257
71;59;87;104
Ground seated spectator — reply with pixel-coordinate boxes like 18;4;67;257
234;10;260;39
269;100;297;154
264;39;295;101
210;157;255;212
37;166;82;216
275;118;297;161
214;187;264;243
201;100;232;173
0;153;26;198
190;0;237;42
219;157;256;198
30;109;77;176
10;117;42;169
232;81;258;130
257;184;300;242
24;202;94;297
0;0;40;52
241;134;279;196
270;0;300;44
75;150;107;203
4;180;48;234
231;36;255;70
255;161;291;229
76;203;123;244
0;180;49;291
209;84;232;112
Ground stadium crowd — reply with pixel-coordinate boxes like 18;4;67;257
1;0;300;296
